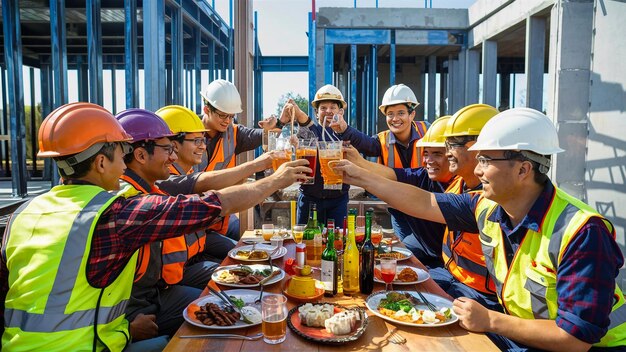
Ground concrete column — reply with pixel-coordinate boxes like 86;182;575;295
465;49;480;104
482;40;497;106
547;1;594;199
417;57;426;121
500;73;511;111
234;0;254;232
427;55;436;120
526;15;546;110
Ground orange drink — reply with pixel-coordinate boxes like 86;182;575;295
272;150;292;171
318;141;343;190
292;225;305;244
296;140;317;184
262;295;288;344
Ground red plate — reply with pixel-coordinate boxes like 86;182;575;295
287;303;369;344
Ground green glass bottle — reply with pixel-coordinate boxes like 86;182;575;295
321;229;338;296
360;208;375;294
304;203;321;266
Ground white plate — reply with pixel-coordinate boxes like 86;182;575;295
365;291;458;327
183;289;278;330
373;265;429;285
375;247;413;262
228;244;287;262
211;264;285;288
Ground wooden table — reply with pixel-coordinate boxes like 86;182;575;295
165;231;499;351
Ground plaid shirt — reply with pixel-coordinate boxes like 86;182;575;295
435;182;624;344
0;182;223;334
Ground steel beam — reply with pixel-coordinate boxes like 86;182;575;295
195;27;202;113
39;63;54;181
350;44;357;126
324;44;334;84
369;45;377;135
308;12;316;118
171;3;184;104
525;16;546;110
124;0;138;108
0;67;9;176
259;56;308;72
482;40;497;106
390;31;396;86
427;55;436;120
29;67;37;174
2;0;28;196
143;0;166;111
50;0;68;109
87;0;103;104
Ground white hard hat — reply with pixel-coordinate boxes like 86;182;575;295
469;108;564;155
199;79;243;114
379;84;419;113
311;84;347;109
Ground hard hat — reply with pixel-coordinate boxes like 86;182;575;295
199;79;243;114
469;108;564;155
444;104;499;137
155;105;207;134
38;102;132;158
115;108;176;142
415;116;451;147
311;84;347;109
379;84;419;113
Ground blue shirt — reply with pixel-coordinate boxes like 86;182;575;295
434;182;624;344
392;167;451;266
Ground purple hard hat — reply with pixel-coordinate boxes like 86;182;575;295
115;108;176;142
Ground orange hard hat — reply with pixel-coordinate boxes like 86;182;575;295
38;102;132;158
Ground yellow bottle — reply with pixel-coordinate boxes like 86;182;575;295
342;213;360;295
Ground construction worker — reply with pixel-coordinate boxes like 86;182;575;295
156;105;275;267
280;84;350;225
198;79;278;240
334;108;626;350
329;83;428;245
0;102;309;351
342;116;456;268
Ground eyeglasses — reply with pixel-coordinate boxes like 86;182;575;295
119;142;134;155
445;137;475;150
385;111;409;119
475;155;513;169
213;110;235;120
183;137;206;146
154;143;176;156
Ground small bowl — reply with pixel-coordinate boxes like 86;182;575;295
283;277;325;303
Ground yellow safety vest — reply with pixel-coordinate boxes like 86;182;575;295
476;187;626;347
377;121;427;168
2;185;137;351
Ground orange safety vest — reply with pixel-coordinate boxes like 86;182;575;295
440;177;496;294
194;124;239;234
377;121;427;168
121;174;205;285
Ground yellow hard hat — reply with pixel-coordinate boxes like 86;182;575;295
311;84;347;109
415;116;451;147
444;104;499;137
155;105;207;134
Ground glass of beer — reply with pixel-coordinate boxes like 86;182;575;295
262;294;288;344
292;224;306;244
317;141;343;190
271;138;292;171
296;138;317;184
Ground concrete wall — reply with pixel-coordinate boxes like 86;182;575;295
586;0;626;278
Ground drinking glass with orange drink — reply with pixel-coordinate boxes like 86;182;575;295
271;138;293;171
296;138;317;184
262;223;275;241
355;215;365;244
317;141;343;190
371;224;383;246
262;294;288;344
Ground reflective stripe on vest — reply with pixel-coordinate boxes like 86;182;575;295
377;121;426;169
199;124;238;172
476;189;626;347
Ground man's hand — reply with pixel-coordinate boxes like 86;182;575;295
129;313;159;342
270;159;312;188
280;99;309;125
453;297;492;333
258;115;278;131
329;108;348;133
342;145;367;167
252;151;276;172
329;159;367;187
